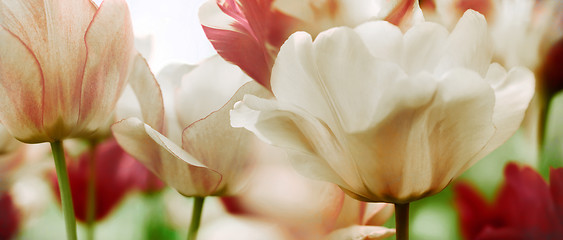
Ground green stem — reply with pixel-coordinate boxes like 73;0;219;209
395;203;410;240
50;141;78;240
187;197;205;240
86;143;98;240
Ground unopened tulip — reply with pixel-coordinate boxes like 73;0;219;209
0;0;135;143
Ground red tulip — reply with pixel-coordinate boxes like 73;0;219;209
455;163;563;239
50;138;162;222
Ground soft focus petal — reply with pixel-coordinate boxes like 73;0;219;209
328;225;395;240
551;167;563;221
0;192;20;240
156;63;196;144
175;55;250;128
198;216;292;240
50;139;139;222
112;117;221;197
454;182;492;240
182;81;267;195
78;0;135;137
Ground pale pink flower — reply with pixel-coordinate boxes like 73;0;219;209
0;0;135;143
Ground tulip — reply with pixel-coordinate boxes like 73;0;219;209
0;0;134;238
231;10;534;239
50;138;163;223
454;163;563;239
199;0;422;90
112;55;264;239
0;0;135;143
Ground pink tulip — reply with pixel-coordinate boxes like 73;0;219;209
0;0;135;143
199;0;421;90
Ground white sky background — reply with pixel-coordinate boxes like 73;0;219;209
93;0;217;72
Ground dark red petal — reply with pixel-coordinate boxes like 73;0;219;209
0;192;20;239
454;182;492;239
550;167;563;229
494;164;558;231
50;138;157;222
540;37;563;97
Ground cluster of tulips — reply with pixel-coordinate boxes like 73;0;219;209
0;0;562;239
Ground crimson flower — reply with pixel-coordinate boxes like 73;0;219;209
454;163;563;240
50;138;162;222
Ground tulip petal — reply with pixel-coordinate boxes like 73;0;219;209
175;55;250;128
435;10;492;76
182;81;269;195
199;0;296;89
0;0;97;139
456;65;535;176
401;22;448;74
550;167;563;221
78;0;135;136
156;63;196;144
0;27;48;142
328;225;395;240
127;54;165;133
231;95;354;192
354;21;403;63
112;117;221;197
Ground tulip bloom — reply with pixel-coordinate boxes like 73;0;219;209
0;0;135;143
113;55;261;197
231;10;534;204
199;0;421;89
455;163;563;239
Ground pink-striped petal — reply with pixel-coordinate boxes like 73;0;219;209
78;0;135;137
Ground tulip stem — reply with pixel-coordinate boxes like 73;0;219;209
86;143;98;240
50;141;78;240
187;197;205;240
395;203;409;240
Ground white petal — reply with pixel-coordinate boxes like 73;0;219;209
435;10;492;76
112;117;222;197
401;22;449;74
182;81;268;195
175;55;250;128
456;65;535;176
354;21;403;66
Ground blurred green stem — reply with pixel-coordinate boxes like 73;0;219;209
50;141;78;240
395;203;409;240
187;197;205;240
86;143;98;240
